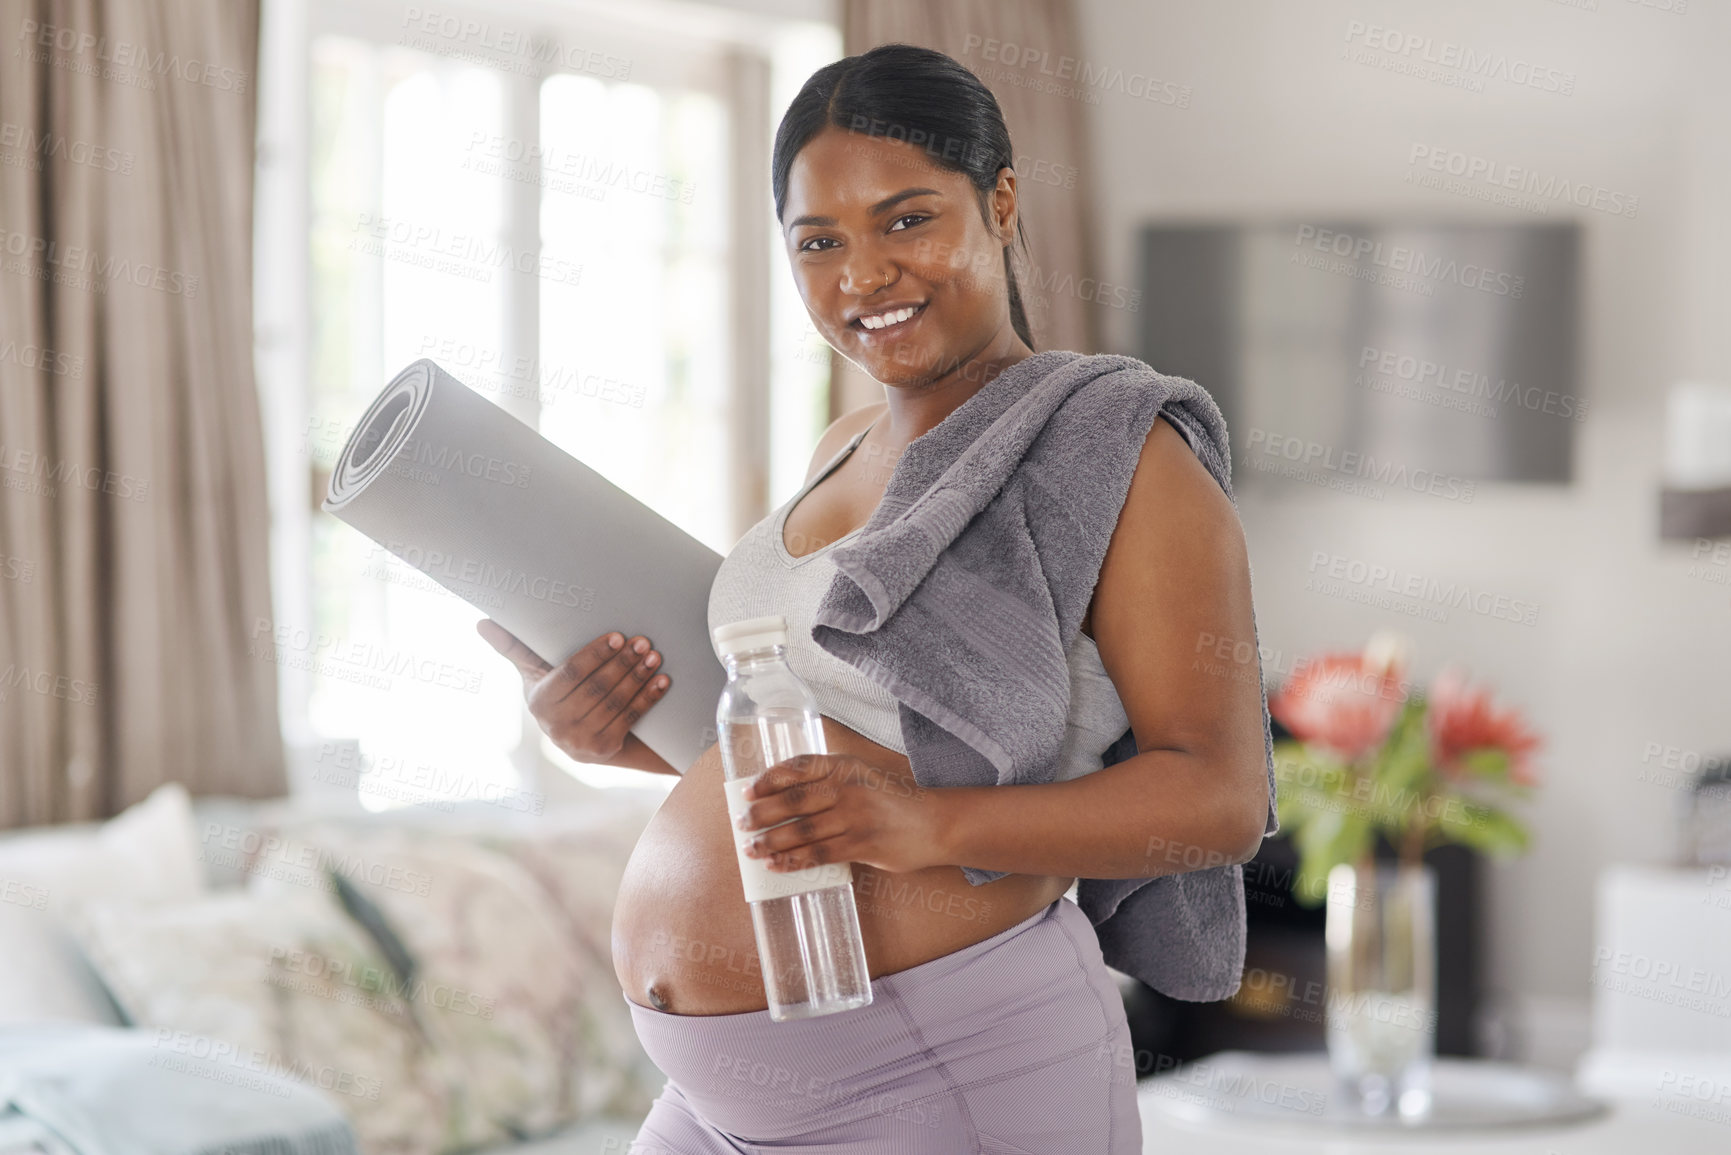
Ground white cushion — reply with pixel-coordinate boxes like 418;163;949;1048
0;783;204;1026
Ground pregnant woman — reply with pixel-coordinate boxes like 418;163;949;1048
480;44;1275;1154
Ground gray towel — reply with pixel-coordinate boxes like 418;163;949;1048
813;348;1279;1002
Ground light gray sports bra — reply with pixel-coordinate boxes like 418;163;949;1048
708;421;1131;775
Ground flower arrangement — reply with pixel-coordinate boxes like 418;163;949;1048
1268;631;1543;905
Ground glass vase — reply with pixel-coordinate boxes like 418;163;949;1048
1324;860;1437;1120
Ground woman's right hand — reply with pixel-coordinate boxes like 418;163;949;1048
476;620;670;765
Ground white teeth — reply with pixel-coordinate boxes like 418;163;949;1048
859;305;921;330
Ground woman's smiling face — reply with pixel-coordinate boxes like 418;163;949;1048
781;125;1021;387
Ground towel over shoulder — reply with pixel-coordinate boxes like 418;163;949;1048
811;348;1279;1002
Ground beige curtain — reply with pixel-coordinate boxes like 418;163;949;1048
0;0;284;827
832;0;1101;415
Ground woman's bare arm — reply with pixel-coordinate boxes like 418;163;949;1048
933;414;1273;877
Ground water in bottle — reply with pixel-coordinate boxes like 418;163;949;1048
712;614;873;1021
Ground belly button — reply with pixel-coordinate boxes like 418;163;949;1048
646;981;671;1012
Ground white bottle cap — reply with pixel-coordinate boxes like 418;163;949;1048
712;614;789;659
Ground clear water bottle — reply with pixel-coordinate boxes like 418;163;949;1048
712;614;873;1021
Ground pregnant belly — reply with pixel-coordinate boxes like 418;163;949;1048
611;716;1075;1015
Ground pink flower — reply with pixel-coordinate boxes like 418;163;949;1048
1270;652;1405;764
1426;665;1543;786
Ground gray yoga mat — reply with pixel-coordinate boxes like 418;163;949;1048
322;358;724;773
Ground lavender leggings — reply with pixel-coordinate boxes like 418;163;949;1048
624;897;1141;1153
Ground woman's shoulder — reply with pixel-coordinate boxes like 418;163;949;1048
1028;355;1195;452
802;401;887;485
1048;350;1212;407
1018;357;1231;536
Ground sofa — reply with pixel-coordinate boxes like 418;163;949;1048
0;778;668;1154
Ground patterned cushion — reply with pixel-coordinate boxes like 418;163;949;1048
468;804;665;1118
70;887;451;1154
71;795;667;1154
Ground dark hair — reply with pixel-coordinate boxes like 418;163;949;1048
771;43;1035;350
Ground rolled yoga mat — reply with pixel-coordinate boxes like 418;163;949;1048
322;358;725;773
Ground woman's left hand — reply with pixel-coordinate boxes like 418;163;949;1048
735;754;948;874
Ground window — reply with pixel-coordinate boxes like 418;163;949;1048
257;0;840;807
